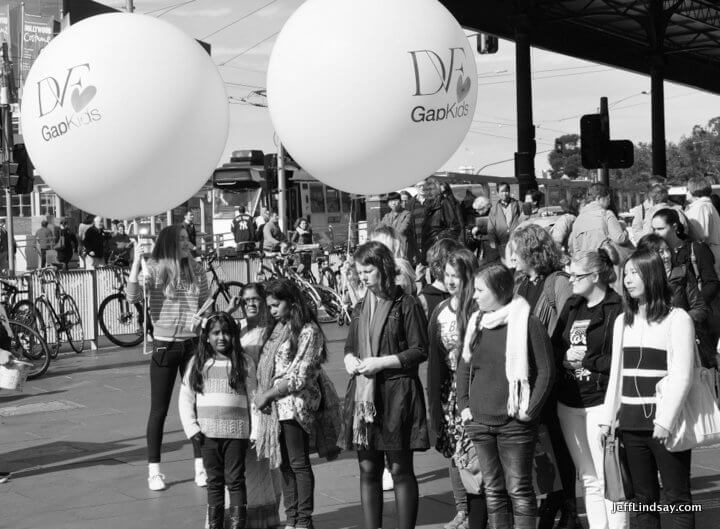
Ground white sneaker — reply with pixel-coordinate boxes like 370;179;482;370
382;468;393;491
195;467;208;487
148;473;166;491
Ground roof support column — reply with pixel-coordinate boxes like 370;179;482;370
650;55;667;178
514;14;537;200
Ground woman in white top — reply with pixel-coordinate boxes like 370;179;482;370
600;248;696;529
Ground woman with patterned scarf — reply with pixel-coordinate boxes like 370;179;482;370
253;279;326;529
342;241;430;529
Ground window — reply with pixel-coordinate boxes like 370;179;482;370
325;187;340;213
310;183;325;213
0;193;31;217
39;193;56;217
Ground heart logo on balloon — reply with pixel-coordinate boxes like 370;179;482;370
71;85;97;113
456;76;471;103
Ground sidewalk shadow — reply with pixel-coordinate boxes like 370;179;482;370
40;359;148;380
3;436;191;478
0;389;67;403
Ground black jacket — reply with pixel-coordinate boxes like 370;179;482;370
83;226;106;257
421;195;463;256
673;240;720;305
551;289;622;408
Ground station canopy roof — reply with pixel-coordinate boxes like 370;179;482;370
440;0;720;95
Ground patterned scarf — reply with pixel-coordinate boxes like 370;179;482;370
255;322;290;469
352;290;393;447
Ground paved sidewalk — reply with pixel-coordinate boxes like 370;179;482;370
1;324;719;528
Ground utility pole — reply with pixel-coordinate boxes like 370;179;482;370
0;42;15;276
125;0;134;12
277;144;286;232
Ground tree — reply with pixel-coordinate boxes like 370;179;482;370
547;134;592;179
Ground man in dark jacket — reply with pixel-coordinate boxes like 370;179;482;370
83;216;107;269
53;218;79;271
420;177;463;258
181;210;198;256
231;206;255;253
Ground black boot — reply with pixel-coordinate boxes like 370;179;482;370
557;499;581;529
537;492;562;529
207;505;224;529
227;505;246;529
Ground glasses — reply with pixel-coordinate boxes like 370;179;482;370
568;272;595;282
242;297;261;304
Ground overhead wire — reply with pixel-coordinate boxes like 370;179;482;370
202;0;281;40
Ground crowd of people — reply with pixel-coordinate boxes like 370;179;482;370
2;174;719;529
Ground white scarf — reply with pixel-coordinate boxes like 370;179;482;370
461;297;531;417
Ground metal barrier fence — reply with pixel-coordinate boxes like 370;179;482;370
13;257;283;349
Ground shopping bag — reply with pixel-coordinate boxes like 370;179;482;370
532;423;563;497
453;433;483;494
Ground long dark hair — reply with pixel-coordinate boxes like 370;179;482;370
151;224;198;299
353;241;396;299
190;312;246;394
265;278;328;363
446;248;479;340
622;248;671;326
652;208;687;240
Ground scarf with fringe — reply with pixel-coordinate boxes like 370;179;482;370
255;322;290;469
352;290;393;447
461;297;531;418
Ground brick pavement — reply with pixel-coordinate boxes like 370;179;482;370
1;324;719;528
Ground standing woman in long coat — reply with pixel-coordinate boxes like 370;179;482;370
343;241;430;529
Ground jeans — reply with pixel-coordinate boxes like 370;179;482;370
467;419;538;519
557;402;628;529
449;459;469;513
201;437;248;508
620;430;694;529
280;420;315;528
146;338;201;463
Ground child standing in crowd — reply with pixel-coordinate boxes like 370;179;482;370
551;246;629;529
343;241;429;529
457;263;555;529
427;248;484;529
254;279;327;529
601;249;696;529
179;312;255;529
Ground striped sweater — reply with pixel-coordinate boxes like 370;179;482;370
179;355;257;439
126;260;209;340
601;309;695;433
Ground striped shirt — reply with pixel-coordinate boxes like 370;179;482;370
619;344;667;431
179;356;256;439
126;260;209;340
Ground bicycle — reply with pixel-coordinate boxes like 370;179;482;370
97;263;152;347
202;249;246;316
32;267;86;356
0;276;41;327
0;305;51;380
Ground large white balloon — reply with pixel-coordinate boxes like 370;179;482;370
267;0;477;195
21;13;229;219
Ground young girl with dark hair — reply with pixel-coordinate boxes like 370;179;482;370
179;312;255;529
343;240;429;529
551;246;629;529
127;224;209;491
457;263;554;529
601;249;696;529
254;279;326;529
427;248;485;529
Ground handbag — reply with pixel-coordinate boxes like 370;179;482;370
602;422;634;501
453;432;483;494
310;368;343;460
656;361;720;452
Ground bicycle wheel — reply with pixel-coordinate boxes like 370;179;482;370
9;319;50;380
211;281;245;314
61;295;86;354
10;300;39;329
34;298;58;358
98;293;143;347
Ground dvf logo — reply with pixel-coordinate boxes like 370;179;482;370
35;63;97;117
409;47;472;103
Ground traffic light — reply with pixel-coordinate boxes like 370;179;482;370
477;34;499;54
263;153;278;191
580;114;605;169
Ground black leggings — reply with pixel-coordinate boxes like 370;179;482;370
357;450;418;529
146;339;202;463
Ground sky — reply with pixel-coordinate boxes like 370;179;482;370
100;0;720;179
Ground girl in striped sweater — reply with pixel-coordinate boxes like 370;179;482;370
180;312;257;529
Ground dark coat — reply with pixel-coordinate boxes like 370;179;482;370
83;226;106;257
54;227;78;263
421;195;463;256
426;299;451;445
551;290;623;406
